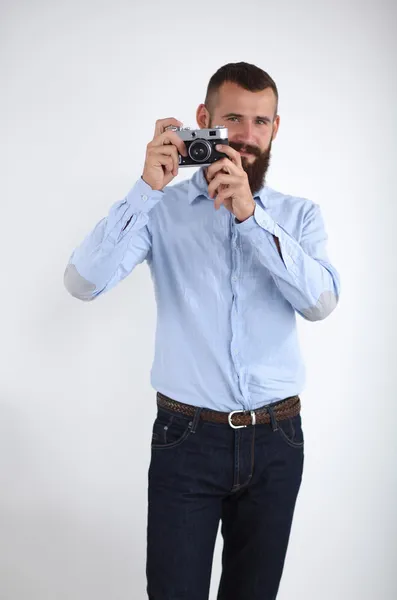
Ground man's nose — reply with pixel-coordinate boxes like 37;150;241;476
235;121;256;145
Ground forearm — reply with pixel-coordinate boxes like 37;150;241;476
236;203;340;321
64;178;163;301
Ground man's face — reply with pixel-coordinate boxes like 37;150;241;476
198;81;280;195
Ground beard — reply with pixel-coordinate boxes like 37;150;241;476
227;139;272;196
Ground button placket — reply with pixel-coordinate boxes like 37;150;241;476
230;218;243;393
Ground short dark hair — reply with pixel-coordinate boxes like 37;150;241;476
204;61;279;118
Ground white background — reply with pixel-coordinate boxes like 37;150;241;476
1;0;396;598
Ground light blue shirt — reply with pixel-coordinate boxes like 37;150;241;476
64;166;340;412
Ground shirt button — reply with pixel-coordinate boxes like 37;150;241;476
142;194;148;202
232;275;237;282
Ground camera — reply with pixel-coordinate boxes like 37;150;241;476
165;125;229;167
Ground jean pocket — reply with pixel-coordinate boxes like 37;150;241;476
277;414;304;449
151;408;193;450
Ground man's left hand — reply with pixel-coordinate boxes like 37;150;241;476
206;144;256;222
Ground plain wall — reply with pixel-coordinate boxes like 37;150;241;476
1;0;396;598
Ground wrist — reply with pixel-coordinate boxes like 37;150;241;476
141;175;163;192
238;203;255;222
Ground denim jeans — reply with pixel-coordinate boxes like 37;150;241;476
146;395;304;600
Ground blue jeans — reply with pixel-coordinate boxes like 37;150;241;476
146;395;304;600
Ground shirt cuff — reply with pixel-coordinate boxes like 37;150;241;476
125;177;164;214
235;203;276;235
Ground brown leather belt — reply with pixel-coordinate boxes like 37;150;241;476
156;392;301;429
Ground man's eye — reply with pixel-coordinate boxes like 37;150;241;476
228;117;239;122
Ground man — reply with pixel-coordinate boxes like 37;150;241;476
64;62;340;600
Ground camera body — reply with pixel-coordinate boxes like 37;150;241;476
165;125;229;167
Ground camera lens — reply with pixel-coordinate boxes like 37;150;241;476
188;140;211;163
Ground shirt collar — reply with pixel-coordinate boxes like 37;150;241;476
187;166;268;208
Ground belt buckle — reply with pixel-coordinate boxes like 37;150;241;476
228;409;256;429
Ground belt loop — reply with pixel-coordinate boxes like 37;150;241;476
190;406;203;434
267;405;279;432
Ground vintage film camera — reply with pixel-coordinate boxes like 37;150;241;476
164;125;229;167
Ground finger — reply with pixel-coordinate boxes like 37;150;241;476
214;186;231;210
151;146;179;175
206;158;227;182
215;144;242;167
208;174;239;198
151;152;174;173
214;193;226;210
164;155;176;174
207;157;237;182
208;172;228;197
160;145;179;174
153;118;183;139
151;131;188;158
164;157;174;173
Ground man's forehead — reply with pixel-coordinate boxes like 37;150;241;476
216;83;276;114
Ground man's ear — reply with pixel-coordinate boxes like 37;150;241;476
196;103;210;129
272;115;280;141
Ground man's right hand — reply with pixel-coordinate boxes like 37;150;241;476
141;118;188;191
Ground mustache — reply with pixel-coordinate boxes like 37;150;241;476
228;141;262;157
